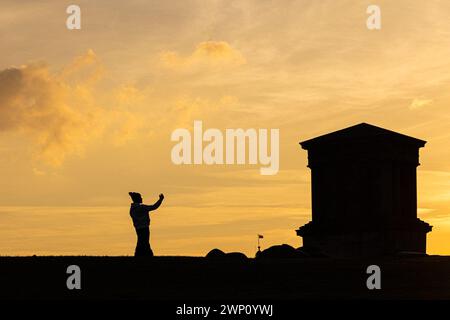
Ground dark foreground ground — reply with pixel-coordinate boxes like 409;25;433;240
0;256;449;300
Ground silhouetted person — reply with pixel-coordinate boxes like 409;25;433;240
129;192;164;257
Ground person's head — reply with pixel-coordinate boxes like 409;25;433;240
129;192;142;204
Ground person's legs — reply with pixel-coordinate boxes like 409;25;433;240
135;228;145;257
135;227;153;257
134;229;140;257
141;227;154;257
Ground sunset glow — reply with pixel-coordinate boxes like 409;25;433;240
1;0;449;256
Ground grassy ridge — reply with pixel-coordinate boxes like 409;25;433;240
0;256;449;300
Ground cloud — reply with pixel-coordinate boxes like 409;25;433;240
160;41;246;70
115;84;146;106
162;95;245;131
409;98;433;110
59;48;104;84
0;50;140;166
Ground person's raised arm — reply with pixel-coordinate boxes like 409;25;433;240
143;194;164;212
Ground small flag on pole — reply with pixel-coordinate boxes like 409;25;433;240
256;234;264;254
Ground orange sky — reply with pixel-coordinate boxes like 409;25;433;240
0;0;449;256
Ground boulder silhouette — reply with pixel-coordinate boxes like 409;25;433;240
257;244;300;259
206;248;226;259
225;252;247;260
205;249;247;260
296;245;328;258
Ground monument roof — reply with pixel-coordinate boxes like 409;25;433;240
300;123;426;150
